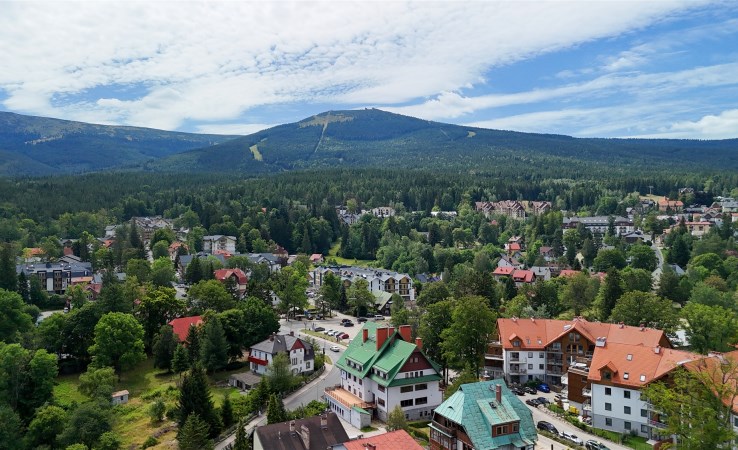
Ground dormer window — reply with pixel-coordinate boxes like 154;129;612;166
513;340;520;347
623;372;629;380
640;374;646;382
626;354;633;361
603;370;611;380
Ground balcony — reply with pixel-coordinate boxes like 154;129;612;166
648;419;668;429
509;366;527;374
583;401;592;412
582;388;592;397
430;421;457;438
485;353;504;361
509;356;527;363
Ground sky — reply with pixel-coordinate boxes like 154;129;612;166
1;1;738;139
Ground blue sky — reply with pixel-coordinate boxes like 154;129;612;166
1;1;738;138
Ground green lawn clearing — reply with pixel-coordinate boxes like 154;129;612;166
326;241;375;267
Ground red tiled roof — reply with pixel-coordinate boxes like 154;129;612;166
213;268;248;285
168;316;203;342
508;243;521;251
493;266;514;276
558;269;580;278
684;350;738;414
63;247;74;256
343;430;423;450
310;253;323;261
512;269;534;283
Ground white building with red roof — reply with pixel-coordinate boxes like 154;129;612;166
213;268;249;297
168;315;203;342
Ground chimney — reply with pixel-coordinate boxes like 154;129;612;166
639;323;645;331
399;325;412;342
363;328;368;343
376;327;389;350
654;345;661;354
269;333;275;342
289;330;294;336
495;384;502;403
289;420;295;434
415;337;423;350
320;415;328;429
364;444;376;450
300;424;310;449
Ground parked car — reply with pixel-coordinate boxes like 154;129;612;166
314;326;325;332
524;386;537;395
330;345;340;352
374;314;384;320
323;329;332;335
560;431;583;445
340;318;351;324
337;333;349;339
327;330;336;336
525;398;540;407
511;387;526;396
357;317;368;322
537;397;550;405
343;321;354;327
536;421;558;434
585;440;610;450
537;383;551;393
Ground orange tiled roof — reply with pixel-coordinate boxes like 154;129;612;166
213;268;248;285
558;269;581;278
168;316;203;342
343;430;423;450
493;266;514;276
512;269;534;283
683;350;738;414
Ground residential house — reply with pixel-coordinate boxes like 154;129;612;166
497;254;524;270
511;270;535;288
562;216;635;236
178;252;229;274
132;216;173;242
528;201;552;215
254;413;349;450
203;235;237;254
213;268;249;297
558;269;581;278
371;207;396;218
249;331;315;376
430;380;537;450
475;201;527;220
430;210;458;218
538;246;555;262
505;242;522;257
332;430;423;450
721;199;738;213
17;260;93;295
228;371;262;391
326;323;442;425
623;230;647;244
530;266;552;281
658;197;684;212
684;221;712;238
248;252;282;273
168;316;204;342
492;266;514;283
312;266;415;301
373;291;394;316
309;253;324;264
168;241;188;261
111;390;129;406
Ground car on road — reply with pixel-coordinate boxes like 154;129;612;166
374;314;384;320
327;330;336;336
330;345;340;352
342;321;354;327
536;421;558;435
525;398;540;407
524;386;537;395
585;440;610;450
357;317;368;322
337;333;349;339
537;383;551;393
537;396;550;405
340;318;351;324
560;431;583;445
314;326;325;332
323;329;332;335
511;387;526;396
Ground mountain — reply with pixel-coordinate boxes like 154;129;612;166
0;111;236;175
149;108;738;175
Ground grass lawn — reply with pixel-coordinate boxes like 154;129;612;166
301;328;348;346
623;435;653;450
326;241;375;267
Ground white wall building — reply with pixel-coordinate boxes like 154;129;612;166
248;332;314;376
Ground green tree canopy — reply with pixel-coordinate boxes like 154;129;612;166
0;289;33;343
89;312;146;377
609;291;678;333
441;296;496;375
78;366;116;400
187;280;236;313
200;316;228;373
682;303;738;354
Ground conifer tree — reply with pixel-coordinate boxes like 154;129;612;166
598;268;623;320
220;394;233;428
186;324;201;365
186;257;203;284
16;272;29;303
172;344;190;375
178;413;213;450
200;317;228;373
152;324;178;372
178;365;221;437
266;393;287;424
232;419;251;450
0;243;17;292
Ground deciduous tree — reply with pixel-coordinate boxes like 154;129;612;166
88;312;146;377
441;296;496;375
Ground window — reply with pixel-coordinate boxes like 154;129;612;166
378;385;385;393
416;383;428;391
626;354;633;361
401;386;413;393
401;399;413;407
513;340;520;347
512;424;519;432
416;397;428;405
640;374;647;382
641;409;647;418
624;406;631;415
605;418;612;426
734;416;738;427
624;421;631;430
359;379;362;385
641;424;649;433
603;371;611;380
306;361;311;369
528;364;533;370
624;390;631;399
605;403;612;411
378;398;385;406
623;372;629;380
605;387;611;396
495;425;504;435
528;352;533;358
539;352;544;358
539;364;544;370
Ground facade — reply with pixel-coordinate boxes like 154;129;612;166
475;201;527;219
326;323;442;424
562;216;635;236
658;198;684;212
213;268;249;297
254;413;349;450
17;260;93;294
312;266;415;301
132;216;173;242
111;390;129;405
430;380;537;450
249;332;315;376
203;235;237;253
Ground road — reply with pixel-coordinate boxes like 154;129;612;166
651;243;664;290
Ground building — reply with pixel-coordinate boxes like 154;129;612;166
229;371;262;391
132;216;173;242
312;266;415;301
332;430;423;450
658;197;684;212
254;413;349;450
684;221;713;238
111;390;129;405
17;260;93;295
326;323;442;426
168;316;204;342
249;332;315;376
562;216;635;236
430;380;537;450
213;268;249;297
370;207;396;218
475;201;527;219
202;235;237;254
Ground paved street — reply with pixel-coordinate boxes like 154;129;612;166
651;243;664;290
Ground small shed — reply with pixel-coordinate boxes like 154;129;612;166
111;390;129;405
229;372;262;391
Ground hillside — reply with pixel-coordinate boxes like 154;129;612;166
149;109;738;175
0;111;236;175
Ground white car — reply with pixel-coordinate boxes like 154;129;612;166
560;431;583;445
327;330;336;336
324;329;333;335
330;345;340;352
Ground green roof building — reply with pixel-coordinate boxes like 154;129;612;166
325;322;443;425
430;380;537;450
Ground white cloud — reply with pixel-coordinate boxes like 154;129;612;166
632;109;738;139
0;1;703;130
194;123;274;136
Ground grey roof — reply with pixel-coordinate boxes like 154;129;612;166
251;334;315;361
229;371;262;387
563;216;632;226
255;413;348;450
178;253;228;269
17;260;92;277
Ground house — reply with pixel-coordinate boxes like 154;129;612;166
528;201;552;215
658;197;684;212
623;230;647;244
684;221;712;238
249;331;315;376
530;266;552;281
168;241;188;260
203;235;237;254
539;246;555;261
111;390;129;405
373;291;394;316
168;316;204;342
558;269;581;278
247;252;282;273
511;270;535;287
332;430;423;450
229;371;262;391
326;323;442;426
178;252;229;274
132;216;173;242
309;253;324;264
370;207;396;218
497;254;523;270
563;216;635;236
213;268;249;297
475;201;526;219
667;264;685;276
492;266;514;282
254;413;349;450
17;260;93;295
505;242;522;256
312;266;415;301
430;380;537;450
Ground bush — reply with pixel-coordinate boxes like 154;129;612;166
141;436;158;449
149;399;166;423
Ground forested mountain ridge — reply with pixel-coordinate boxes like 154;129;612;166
149;108;738;174
0;111;236;175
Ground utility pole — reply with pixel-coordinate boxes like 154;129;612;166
648;185;654;196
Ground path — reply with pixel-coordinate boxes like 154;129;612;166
651;243;664;290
